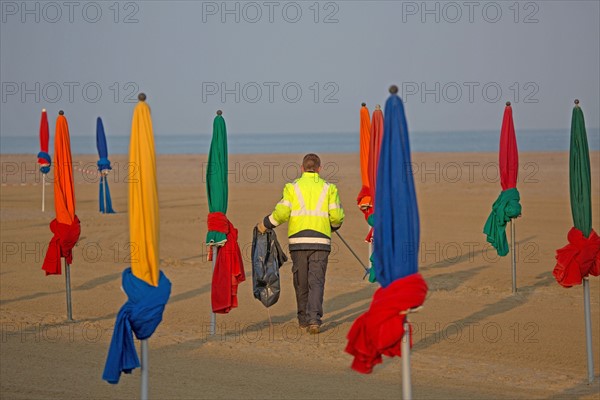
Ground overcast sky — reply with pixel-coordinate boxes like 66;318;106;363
1;0;599;138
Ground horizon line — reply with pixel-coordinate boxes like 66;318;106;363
2;127;598;138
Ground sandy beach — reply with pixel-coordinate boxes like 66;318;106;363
1;151;599;399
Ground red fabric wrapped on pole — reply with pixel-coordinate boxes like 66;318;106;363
345;273;428;374
42;216;81;275
208;212;245;313
553;227;600;287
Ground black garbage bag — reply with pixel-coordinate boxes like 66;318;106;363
251;226;288;308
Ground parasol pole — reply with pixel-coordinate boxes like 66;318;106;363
400;306;422;400
583;277;595;384
42;173;46;212
334;231;369;274
368;234;373;279
141;339;149;400
510;218;517;293
64;259;73;321
365;227;373;280
401;318;412;400
210;245;217;335
266;307;273;329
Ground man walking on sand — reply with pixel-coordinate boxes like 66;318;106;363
258;154;344;334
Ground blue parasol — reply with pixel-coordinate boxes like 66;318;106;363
346;87;428;385
96;117;115;213
373;87;420;287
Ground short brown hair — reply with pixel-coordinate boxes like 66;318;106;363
302;153;321;172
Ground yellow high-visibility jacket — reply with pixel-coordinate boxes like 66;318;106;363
263;172;344;251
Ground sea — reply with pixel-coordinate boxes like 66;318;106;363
1;129;599;155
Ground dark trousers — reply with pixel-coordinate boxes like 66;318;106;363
291;250;329;326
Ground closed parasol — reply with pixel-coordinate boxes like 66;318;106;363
42;110;81;321
37;109;51;211
346;87;428;400
553;100;598;384
483;101;522;292
103;94;172;399
205;111;245;336
96;117;116;214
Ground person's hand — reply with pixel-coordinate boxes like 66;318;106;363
257;221;267;234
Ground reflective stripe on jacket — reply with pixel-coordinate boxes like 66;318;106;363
263;172;344;251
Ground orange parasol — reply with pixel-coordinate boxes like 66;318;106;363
42;110;80;321
357;103;372;213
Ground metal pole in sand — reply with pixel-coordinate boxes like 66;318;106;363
510;218;517;293
65;260;73;321
42;174;46;212
368;230;373;280
210;246;217;335
400;306;423;400
141;339;149;400
401;317;412;400
583;277;595;384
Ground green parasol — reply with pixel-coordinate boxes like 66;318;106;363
205;111;228;245
553;100;598;385
569;101;592;237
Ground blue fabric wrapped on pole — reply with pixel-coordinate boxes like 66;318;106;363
102;267;171;384
37;152;51;174
373;91;420;287
96;117;115;213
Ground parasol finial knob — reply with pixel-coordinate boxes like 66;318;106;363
217;110;222;116
138;93;146;102
375;104;381;110
42;108;46;112
574;99;580;106
58;110;64;115
389;85;399;94
361;102;366;107
506;101;511;106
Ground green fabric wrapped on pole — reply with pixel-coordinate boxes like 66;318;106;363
483;187;522;256
570;105;592;238
205;114;228;245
